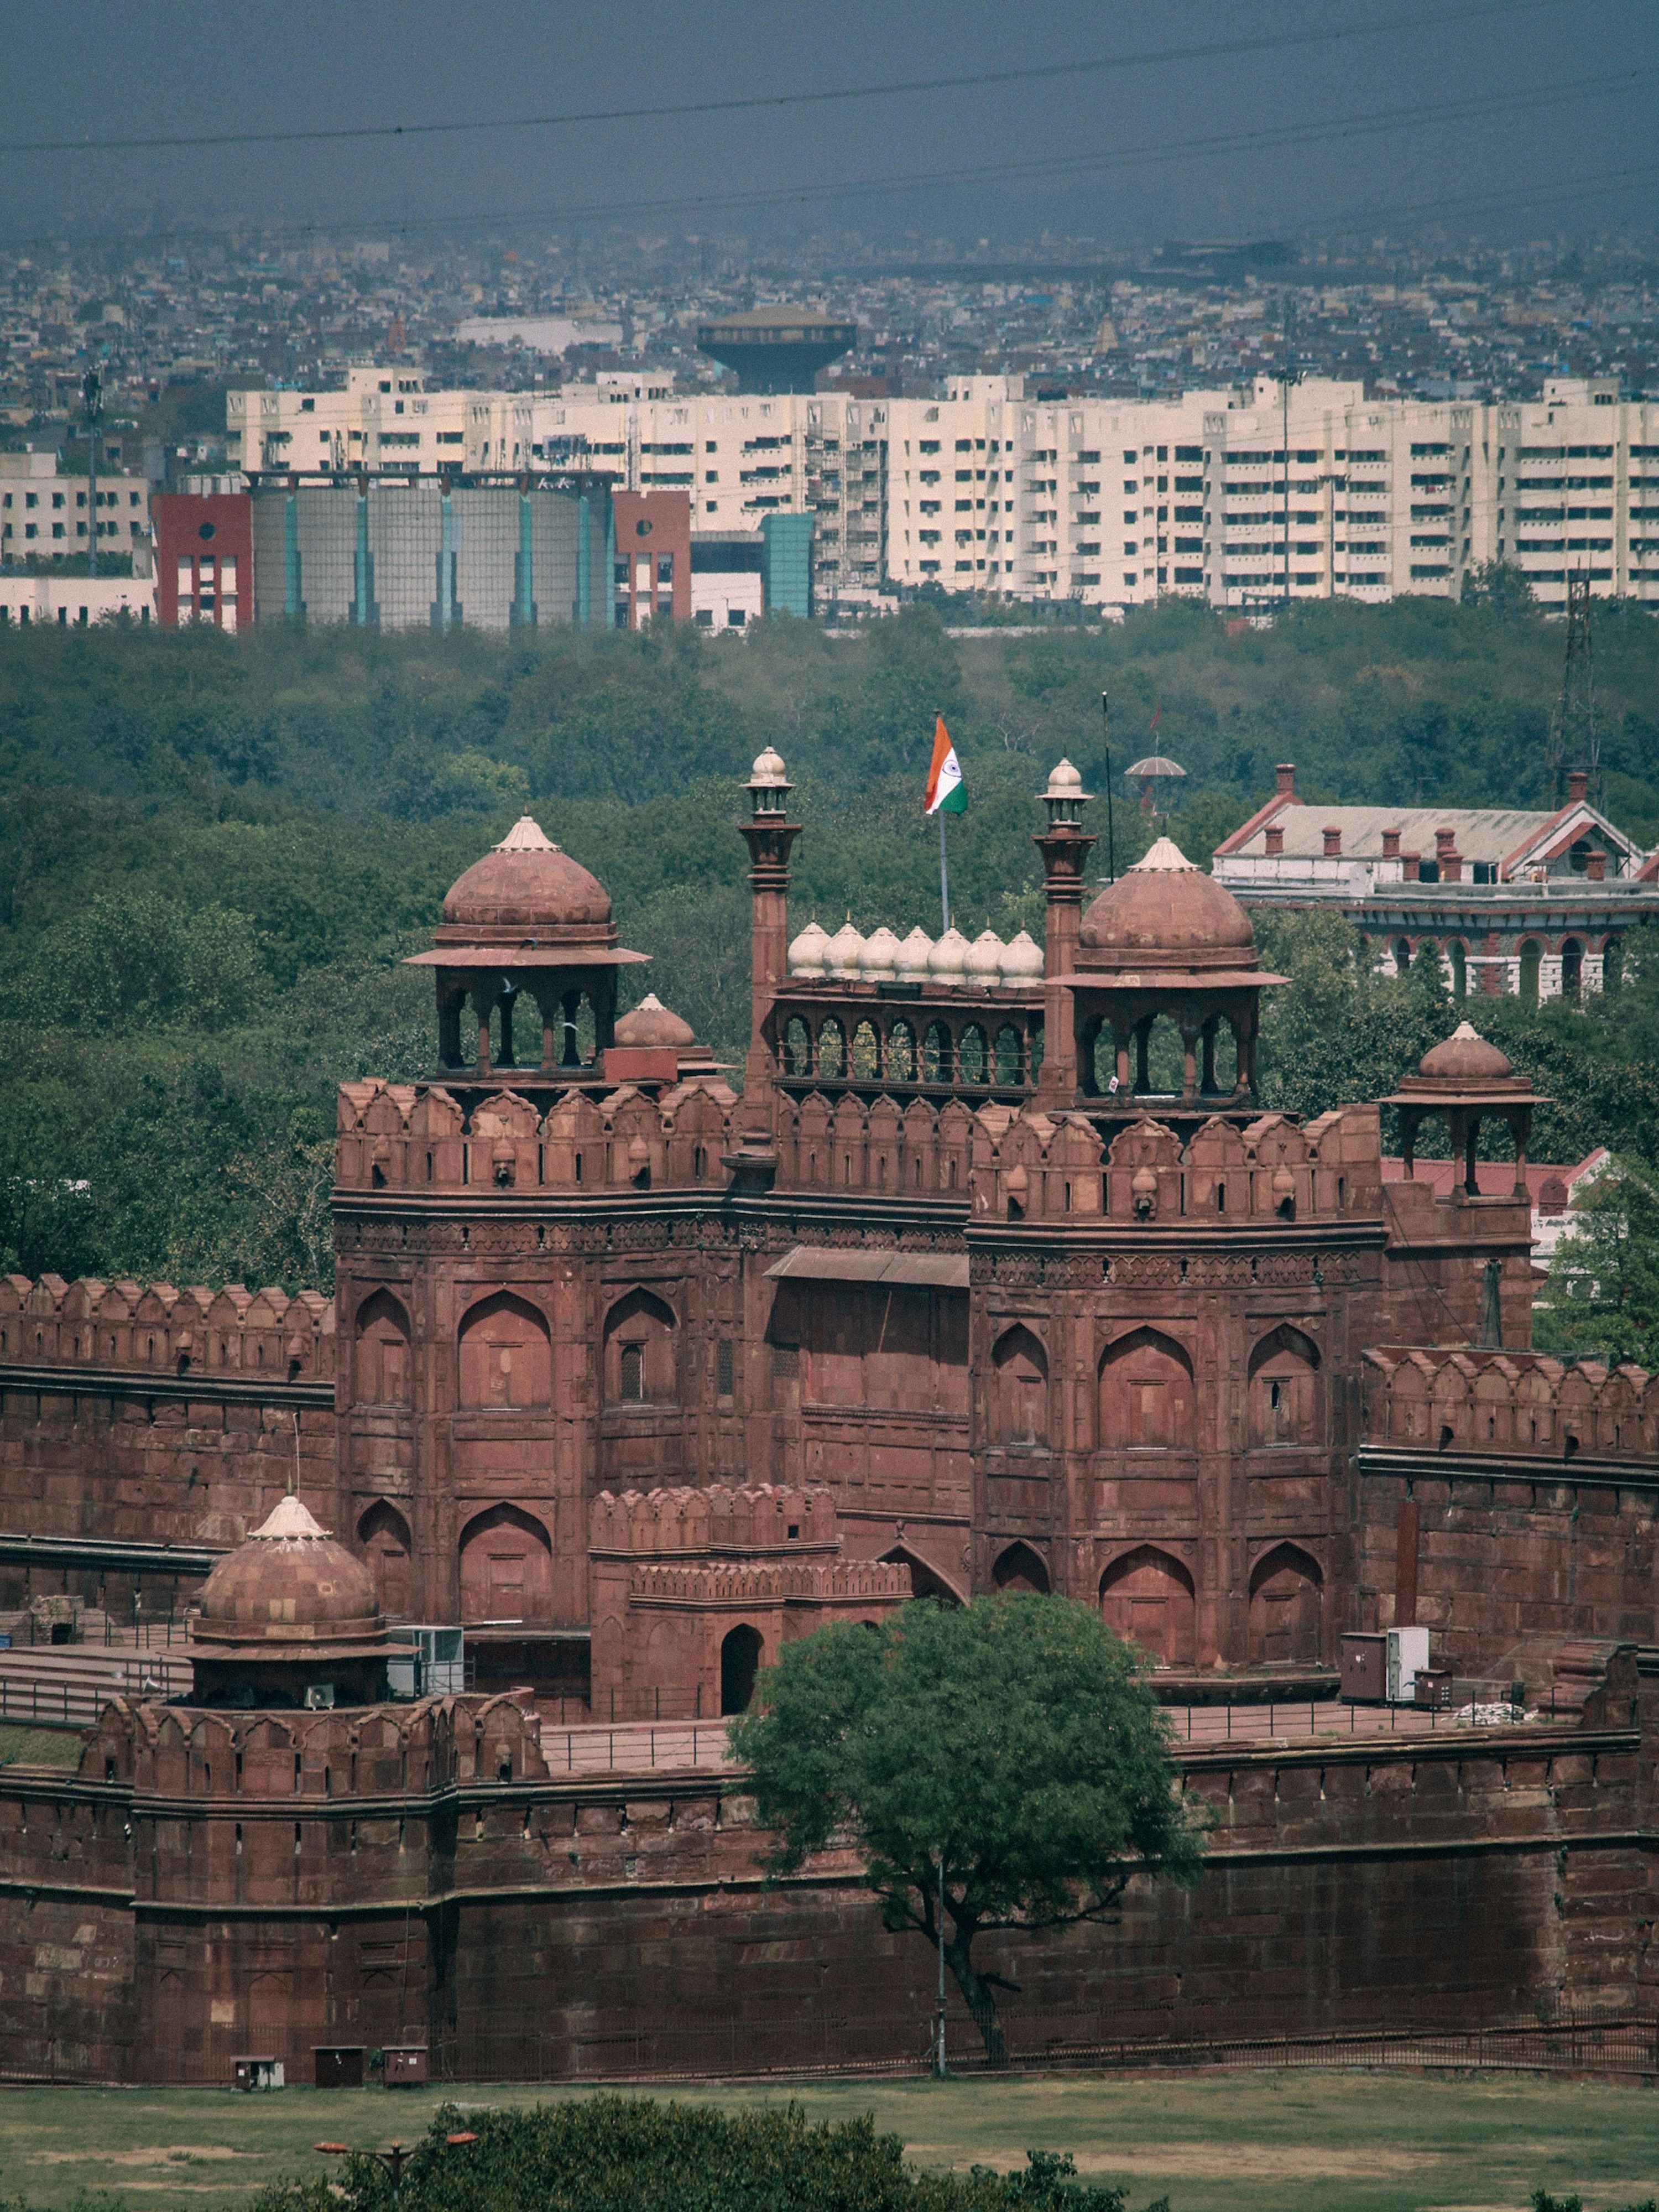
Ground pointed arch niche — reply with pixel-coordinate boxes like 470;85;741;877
1099;1329;1196;1451
458;1502;552;1626
1248;1543;1322;1666
1100;1547;1195;1668
1247;1324;1322;1448
356;1288;412;1407
458;1292;552;1409
991;1323;1048;1447
880;1542;966;1607
991;1541;1050;1594
603;1287;678;1407
357;1500;413;1620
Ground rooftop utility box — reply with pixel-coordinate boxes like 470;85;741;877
1339;1633;1386;1703
383;2045;430;2086
314;2046;364;2089
1387;1625;1431;1703
387;1625;464;1700
232;2055;283;2091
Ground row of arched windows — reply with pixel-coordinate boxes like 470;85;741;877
989;1321;1320;1451
780;1014;1039;1090
990;1537;1323;1669
357;1285;678;1411
1387;934;1618;1003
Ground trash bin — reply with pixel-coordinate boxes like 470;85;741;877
314;2046;365;2089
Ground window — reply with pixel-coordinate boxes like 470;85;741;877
716;1338;734;1397
619;1342;645;1401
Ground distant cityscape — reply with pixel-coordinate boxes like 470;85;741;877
3;226;1659;625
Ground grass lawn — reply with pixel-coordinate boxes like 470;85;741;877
1;2070;1655;2212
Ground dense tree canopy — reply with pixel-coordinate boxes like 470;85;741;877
3;594;1658;1289
730;1596;1207;2063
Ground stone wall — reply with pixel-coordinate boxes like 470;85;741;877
1;1654;1651;2083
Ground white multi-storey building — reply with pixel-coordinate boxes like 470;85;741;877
227;371;1659;618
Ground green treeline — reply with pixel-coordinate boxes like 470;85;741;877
3;594;1659;1294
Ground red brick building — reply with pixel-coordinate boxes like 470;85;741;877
150;491;254;629
1;752;1656;2081
611;490;691;627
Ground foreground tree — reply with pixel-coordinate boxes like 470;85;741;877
729;1594;1207;2064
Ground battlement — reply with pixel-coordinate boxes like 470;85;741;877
92;1690;546;1793
335;1076;739;1194
591;1483;836;1556
0;1275;335;1381
1361;1345;1659;1466
628;1559;911;1607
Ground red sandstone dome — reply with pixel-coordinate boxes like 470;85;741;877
1417;1022;1514;1082
1078;836;1258;974
613;993;696;1049
192;1494;384;1655
439;815;613;941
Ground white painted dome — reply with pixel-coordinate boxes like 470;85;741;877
1000;929;1044;984
928;927;971;985
967;929;1005;989
896;927;933;982
787;917;831;977
862;926;901;981
827;917;867;979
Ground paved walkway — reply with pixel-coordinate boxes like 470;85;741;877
538;1698;1568;1777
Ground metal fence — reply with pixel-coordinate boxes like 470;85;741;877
16;2008;1655;2090
424;2009;1659;2089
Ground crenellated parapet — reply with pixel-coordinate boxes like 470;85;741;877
957;1100;1384;1225
95;1687;548;1794
335;1076;739;1194
591;1482;837;1558
628;1558;911;1608
0;1274;336;1381
1361;1345;1659;1465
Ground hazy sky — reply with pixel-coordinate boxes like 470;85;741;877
4;0;1657;252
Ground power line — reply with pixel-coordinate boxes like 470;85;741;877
0;0;1574;159
4;59;1652;257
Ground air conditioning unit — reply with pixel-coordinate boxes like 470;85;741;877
302;1683;336;1711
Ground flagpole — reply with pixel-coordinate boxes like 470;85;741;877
1102;690;1116;883
938;811;951;934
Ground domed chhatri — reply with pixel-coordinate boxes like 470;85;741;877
613;993;696;1050
189;1495;393;1710
999;929;1044;985
861;927;902;982
896;926;934;982
1077;837;1258;974
440;815;613;943
1417;1021;1514;1085
827;917;867;980
928;927;972;985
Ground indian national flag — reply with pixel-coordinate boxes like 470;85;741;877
924;715;967;815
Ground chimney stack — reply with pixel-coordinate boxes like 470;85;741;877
1435;827;1457;857
1402;850;1421;882
1265;825;1285;857
1567;769;1589;804
1587;848;1608;881
1275;763;1296;797
1322;825;1342;858
1381;827;1402;859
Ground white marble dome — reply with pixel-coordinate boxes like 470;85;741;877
1000;929;1044;985
861;926;901;981
787;917;831;977
896;927;933;982
827;917;867;979
928;927;971;985
967;928;1005;990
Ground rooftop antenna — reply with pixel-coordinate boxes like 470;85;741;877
1548;574;1597;808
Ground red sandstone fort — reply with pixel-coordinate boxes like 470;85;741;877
0;751;1654;2083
